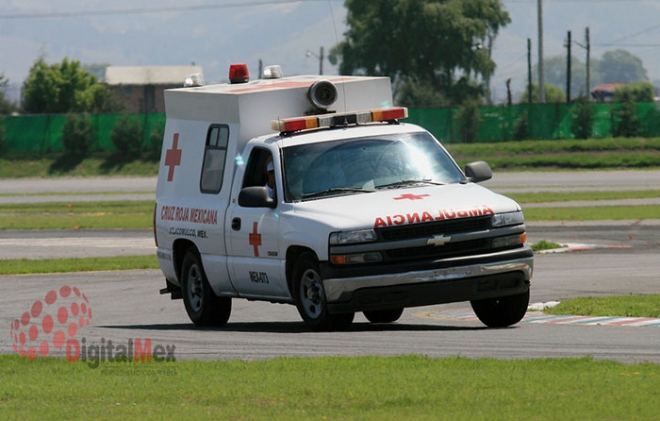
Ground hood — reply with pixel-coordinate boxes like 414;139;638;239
291;183;521;230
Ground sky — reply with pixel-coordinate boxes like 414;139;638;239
2;0;660;104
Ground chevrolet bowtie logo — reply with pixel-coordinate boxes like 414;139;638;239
427;235;451;246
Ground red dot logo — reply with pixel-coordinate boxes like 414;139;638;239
11;285;92;361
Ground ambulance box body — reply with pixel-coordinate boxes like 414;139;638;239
154;66;533;331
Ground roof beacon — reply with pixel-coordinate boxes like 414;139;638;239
229;63;249;84
271;107;409;133
263;65;283;80
184;73;205;87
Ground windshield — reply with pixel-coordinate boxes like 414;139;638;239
282;132;464;201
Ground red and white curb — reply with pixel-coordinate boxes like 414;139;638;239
427;305;660;327
536;243;633;253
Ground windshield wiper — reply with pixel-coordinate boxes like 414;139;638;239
375;179;446;189
302;187;375;200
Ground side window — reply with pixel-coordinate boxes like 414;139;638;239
200;125;229;194
243;148;276;199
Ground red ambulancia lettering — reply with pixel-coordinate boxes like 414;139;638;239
374;205;497;228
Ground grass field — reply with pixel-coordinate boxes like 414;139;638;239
2;355;659;420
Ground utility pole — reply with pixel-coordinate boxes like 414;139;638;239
527;38;533;104
538;0;545;103
585;27;591;100
573;27;591;100
306;47;325;75
566;30;572;103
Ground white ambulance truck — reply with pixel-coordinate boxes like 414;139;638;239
154;64;533;331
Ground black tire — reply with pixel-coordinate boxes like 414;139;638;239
292;253;354;331
470;290;530;328
363;308;404;324
181;248;231;327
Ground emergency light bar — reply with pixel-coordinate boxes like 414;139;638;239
271;107;408;133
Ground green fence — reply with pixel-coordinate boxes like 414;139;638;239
0;113;166;153
410;101;660;143
1;102;659;153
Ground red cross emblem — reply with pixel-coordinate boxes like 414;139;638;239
249;222;262;257
394;193;429;201
164;133;182;182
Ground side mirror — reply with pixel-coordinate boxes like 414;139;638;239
238;186;276;209
464;161;492;183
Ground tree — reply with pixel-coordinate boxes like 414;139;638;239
539;55;598;99
22;57;119;114
0;73;17;115
614;82;655;103
62;113;94;155
570;96;596;139
612;90;640;138
519;83;566;104
597;49;648;84
330;0;510;106
110;115;143;154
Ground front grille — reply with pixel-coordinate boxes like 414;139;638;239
386;238;492;261
373;215;522;263
378;215;492;241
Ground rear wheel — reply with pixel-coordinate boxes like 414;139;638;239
363;308;404;324
470;290;529;328
181;248;231;327
292;253;354;331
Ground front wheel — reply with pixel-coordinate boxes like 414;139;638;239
292;253;354;331
181;248;232;327
470;290;529;328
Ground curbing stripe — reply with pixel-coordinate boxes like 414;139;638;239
427;310;660;327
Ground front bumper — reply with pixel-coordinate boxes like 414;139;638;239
321;247;533;313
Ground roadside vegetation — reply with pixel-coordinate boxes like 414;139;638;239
2;355;659;420
1;137;660;178
0;255;157;275
447;137;660;170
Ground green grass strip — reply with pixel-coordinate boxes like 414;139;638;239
0;200;154;214
523;205;660;221
0;255;158;275
1;355;659;420
0;191;154;198
0;214;152;230
545;295;660;318
507;190;660;204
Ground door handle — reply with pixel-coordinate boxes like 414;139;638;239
231;218;241;231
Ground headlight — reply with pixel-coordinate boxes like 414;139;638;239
491;211;524;227
329;229;377;245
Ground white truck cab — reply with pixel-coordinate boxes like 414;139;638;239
154;64;533;331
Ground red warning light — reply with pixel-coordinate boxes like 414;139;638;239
229;64;249;84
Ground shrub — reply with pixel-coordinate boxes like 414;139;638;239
612;90;640;138
0;124;6;157
455;99;481;143
110;115;143;154
149;122;165;152
514;111;530;141
62;113;93;155
571;97;596;139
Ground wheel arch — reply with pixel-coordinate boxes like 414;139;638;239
285;246;318;296
173;239;198;281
